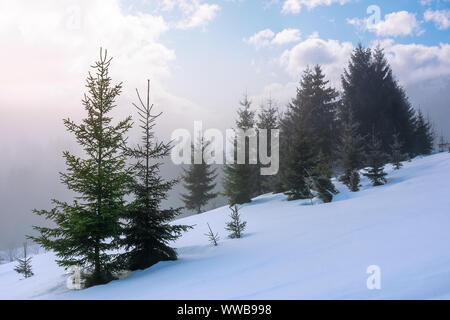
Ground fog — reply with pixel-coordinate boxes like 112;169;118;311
0;86;232;251
2;74;448;251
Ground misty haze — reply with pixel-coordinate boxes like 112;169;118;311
1;0;450;303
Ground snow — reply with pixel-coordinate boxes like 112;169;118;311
1;153;450;299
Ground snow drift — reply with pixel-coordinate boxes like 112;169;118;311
1;153;450;299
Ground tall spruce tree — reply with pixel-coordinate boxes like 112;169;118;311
279;66;337;200
121;80;191;271
290;65;338;162
414;110;434;155
30;49;133;286
342;45;416;155
256;99;279;194
337;111;366;191
223;95;258;205
281;124;316;200
308;65;339;162
363;131;388;186
14;243;34;279
182;138;218;214
271;110;290;194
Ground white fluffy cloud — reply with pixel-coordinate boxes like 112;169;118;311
278;35;450;89
281;0;352;14
348;11;422;37
378;39;450;85
279;37;354;86
272;28;302;45
424;9;450;30
0;0;207;143
244;29;276;49
373;11;421;37
161;0;220;29
245;28;301;48
0;1;174;107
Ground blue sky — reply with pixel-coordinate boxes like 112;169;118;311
115;0;450;133
1;0;448;159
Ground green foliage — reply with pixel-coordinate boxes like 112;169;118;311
225;205;247;239
309;153;338;203
14;243;34;279
348;170;361;192
414;110;434;155
337;111;366;191
279;66;338;201
342;44;417;155
223;95;258;205
281;125;316;200
120;80;192;271
204;223;220;246
391;132;407;170
30;49;133;286
290;65;339;162
256;99;280;195
182;139;218;213
363;132;389;186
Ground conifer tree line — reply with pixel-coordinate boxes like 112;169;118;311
222;44;436;204
28;44;437;288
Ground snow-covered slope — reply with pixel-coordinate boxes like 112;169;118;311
2;153;450;300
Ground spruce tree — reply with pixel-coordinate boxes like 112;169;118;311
289;65;338;163
182;139;218;214
30;49;133;287
414;110;434;155
279;66;337;200
348;170;361;192
281;124;316;200
204;223;220;246
14;243;34;279
225;205;247;239
342;44;417;155
303;170;316;205
306;65;339;162
256;99;279;194
223;95;258;205
310;153;338;203
337;111;366;191
121;80;191;271
363;132;388;186
341;44;373;132
390;132;406;170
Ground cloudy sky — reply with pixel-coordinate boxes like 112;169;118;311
0;0;449;249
